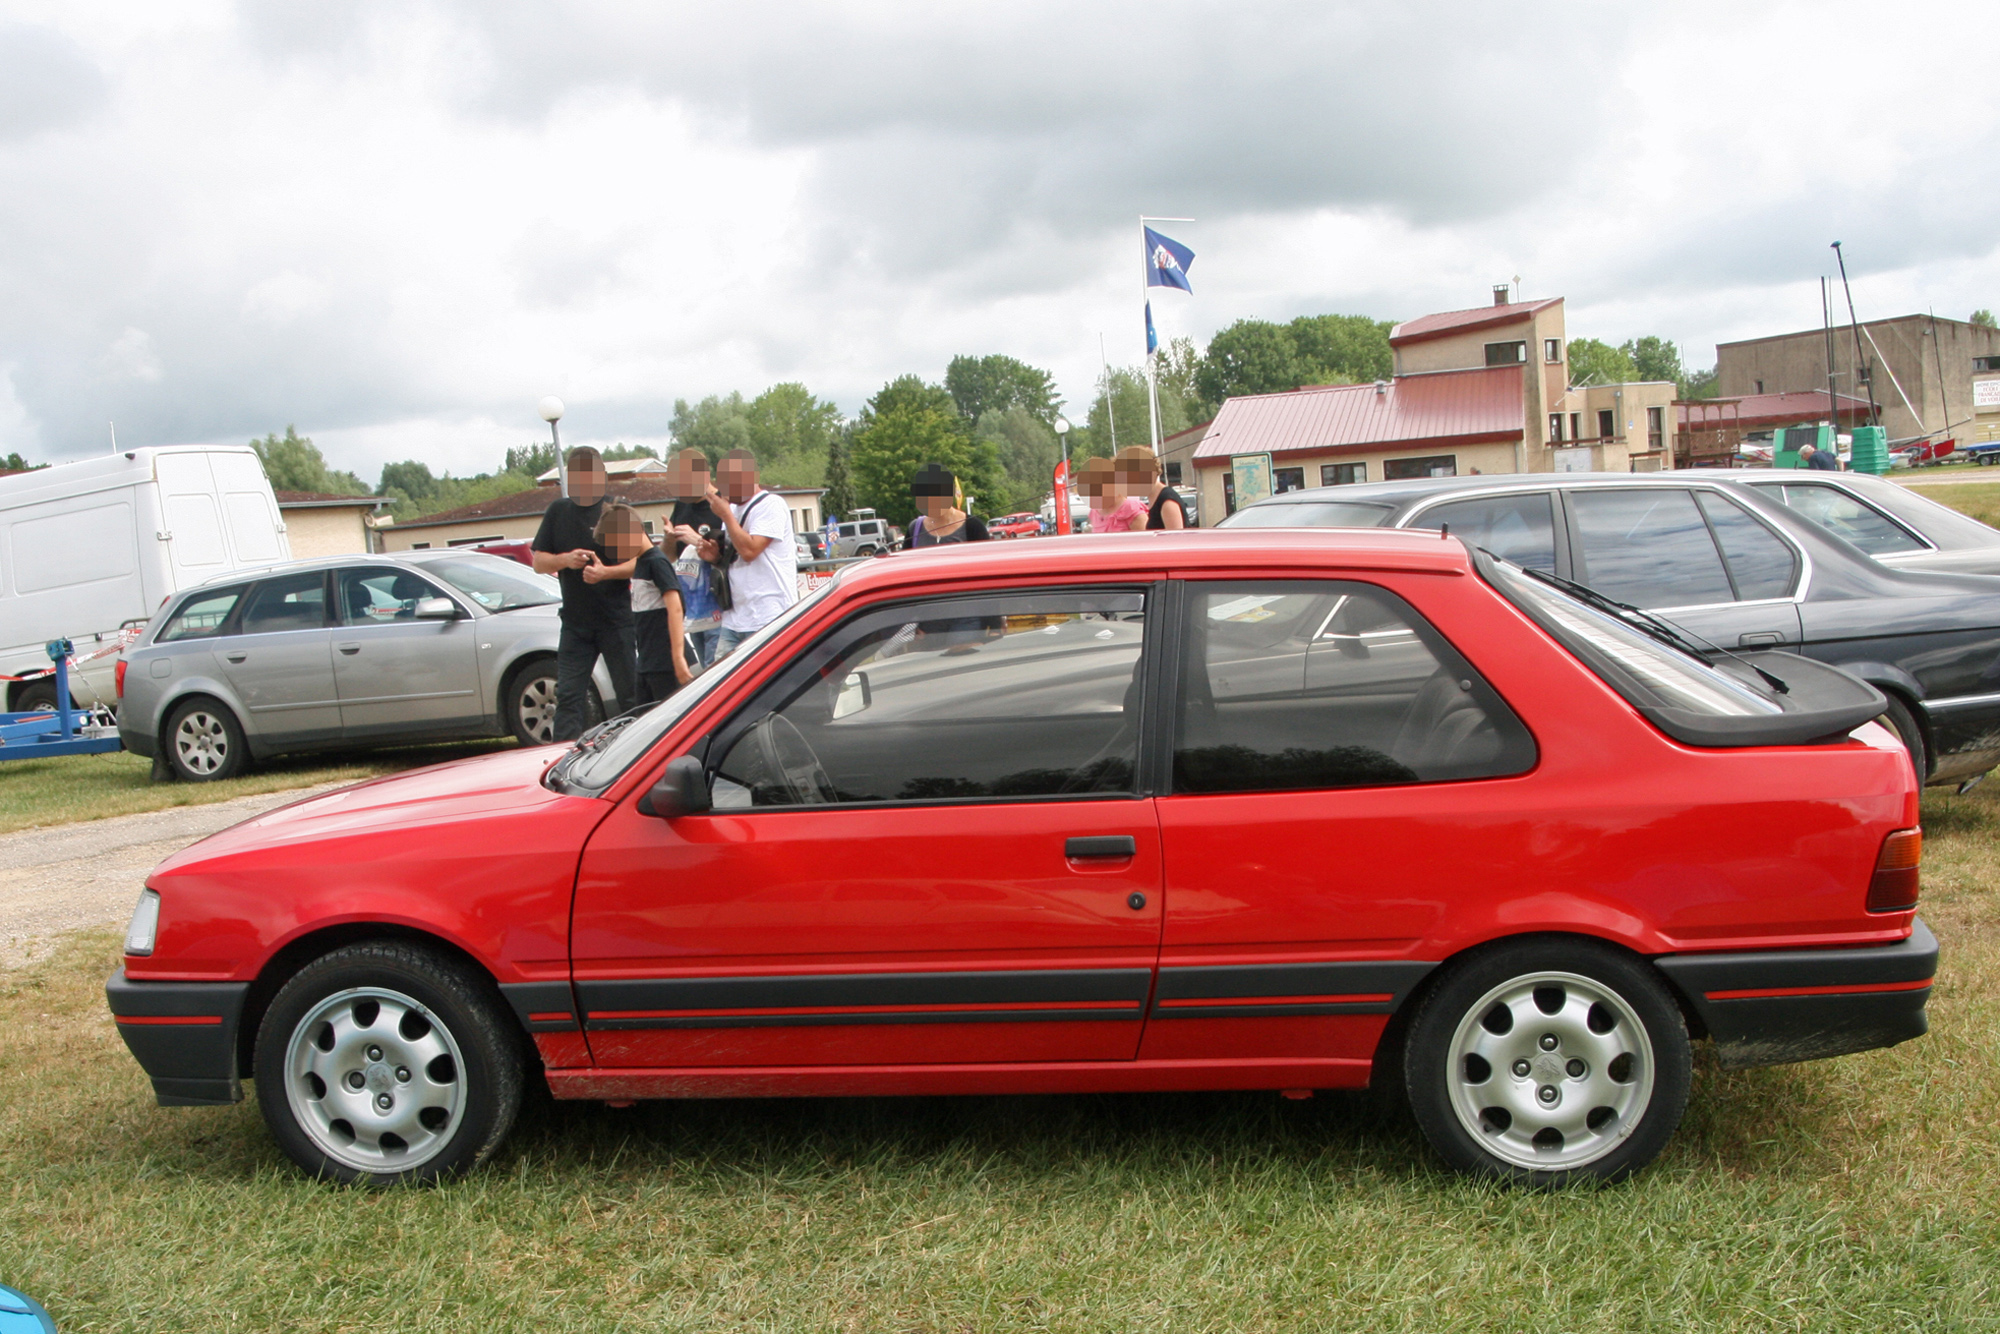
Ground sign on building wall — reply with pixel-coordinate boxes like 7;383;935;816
1230;454;1274;507
1974;378;2000;409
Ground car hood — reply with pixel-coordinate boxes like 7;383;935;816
150;743;590;876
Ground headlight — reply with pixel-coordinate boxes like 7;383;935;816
124;889;161;956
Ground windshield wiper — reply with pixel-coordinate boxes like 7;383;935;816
1517;565;1790;694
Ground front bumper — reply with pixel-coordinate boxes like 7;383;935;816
105;969;249;1106
1655;919;1937;1070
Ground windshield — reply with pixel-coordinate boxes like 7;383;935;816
1482;556;1782;718
1221;500;1395;529
560;582;835;791
424;555;561;612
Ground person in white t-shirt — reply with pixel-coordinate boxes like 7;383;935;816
681;448;796;659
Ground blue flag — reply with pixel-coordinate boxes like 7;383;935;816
1143;226;1194;292
1145;301;1157;354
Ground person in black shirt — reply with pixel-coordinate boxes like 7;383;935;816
589;503;694;706
902;463;990;548
530;446;636;740
1116;445;1188;529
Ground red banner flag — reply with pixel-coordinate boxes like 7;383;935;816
1052;458;1072;535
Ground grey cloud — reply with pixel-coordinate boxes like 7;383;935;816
0;24;108;141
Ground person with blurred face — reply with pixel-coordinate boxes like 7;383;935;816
591;502;692;705
663;449;724;666
1115;445;1187;529
1082;456;1145;534
531;446;635;739
902;463;989;548
691;449;795;659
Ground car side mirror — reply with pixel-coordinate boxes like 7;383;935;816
638;754;711;819
414;597;459;620
831;669;871;719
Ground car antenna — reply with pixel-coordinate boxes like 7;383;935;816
1439;522;1449;539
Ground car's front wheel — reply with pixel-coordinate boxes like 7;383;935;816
1403;938;1690;1186
506;660;604;746
253;941;525;1186
164;697;247;782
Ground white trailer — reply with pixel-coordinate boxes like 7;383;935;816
0;446;292;710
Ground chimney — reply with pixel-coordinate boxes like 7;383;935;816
1492;284;1510;307
1374;380;1388;395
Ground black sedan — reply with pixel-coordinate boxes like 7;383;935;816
1221;472;2000;787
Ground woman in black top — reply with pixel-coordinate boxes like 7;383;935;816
903;463;990;548
1115;445;1188;530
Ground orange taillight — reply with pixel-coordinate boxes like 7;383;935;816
1867;827;1922;913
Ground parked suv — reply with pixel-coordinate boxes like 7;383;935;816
1223;472;2000;787
828;511;903;558
109;530;1929;1189
118;551;616;779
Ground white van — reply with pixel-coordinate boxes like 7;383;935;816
0;446;291;710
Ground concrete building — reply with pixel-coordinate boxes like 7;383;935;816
1192;287;1675;518
376;478;827;552
1716;315;2000;447
274;490;384;557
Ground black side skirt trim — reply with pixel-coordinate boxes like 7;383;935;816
1151;961;1437;1019
499;980;581;1033
576;968;1153;1031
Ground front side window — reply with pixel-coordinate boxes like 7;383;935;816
1750;482;1926;556
157;587;245;643
1571;489;1732;607
338;567;449;624
239;572;328;635
1174;581;1534;794
712;591;1148;807
1410;494;1557;573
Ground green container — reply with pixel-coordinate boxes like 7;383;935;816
1774;424;1826;469
1850;425;1889;474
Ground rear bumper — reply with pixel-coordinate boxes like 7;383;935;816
1655;919;1936;1070
105;969;249;1106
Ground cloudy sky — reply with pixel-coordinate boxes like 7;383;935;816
2;0;1995;478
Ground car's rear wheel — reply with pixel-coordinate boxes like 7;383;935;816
1403;939;1690;1186
164;697;247;782
253;941;524;1186
1879;695;1929;786
506;660;603;745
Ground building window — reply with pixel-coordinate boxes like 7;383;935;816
1755;380;1764;394
1222;470;1237;516
445;535;508;546
1165;461;1183;485
1975;357;2000;372
1647;406;1665;453
1569;412;1581;442
1321;462;1367;486
1384;455;1457;480
1545;339;1562;363
1548;414;1563;442
1597;409;1615;441
1485;341;1528;367
1273;467;1306;494
410;542;431;549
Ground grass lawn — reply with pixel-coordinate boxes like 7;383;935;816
1;783;1996;1331
1905;479;2000;530
0;740;517;836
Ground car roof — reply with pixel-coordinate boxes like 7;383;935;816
1230;469;1822;516
826;527;1473;598
184;547;515;590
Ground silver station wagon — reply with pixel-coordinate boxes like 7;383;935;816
119;551;615;780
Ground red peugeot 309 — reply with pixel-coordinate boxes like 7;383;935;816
107;529;1934;1187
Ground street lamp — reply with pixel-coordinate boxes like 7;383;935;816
539;396;566;496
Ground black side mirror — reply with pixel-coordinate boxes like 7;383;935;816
638;754;711;819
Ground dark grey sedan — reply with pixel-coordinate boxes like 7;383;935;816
1221;472;2000;787
1716;470;2000;577
119;551;615;781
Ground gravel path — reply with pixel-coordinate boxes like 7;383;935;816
0;783;347;970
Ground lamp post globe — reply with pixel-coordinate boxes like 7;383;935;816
539;396;567;495
538;396;565;424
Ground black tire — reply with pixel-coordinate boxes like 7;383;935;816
1403;937;1691;1187
505;660;605;746
14;680;61;713
1879;695;1930;786
855;544;877;557
253;940;525;1187
163;696;248;782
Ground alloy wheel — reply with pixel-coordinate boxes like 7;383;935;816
518;675;557;745
174;711;230;776
282;986;467;1174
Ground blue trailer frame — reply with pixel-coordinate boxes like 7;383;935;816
0;640;123;759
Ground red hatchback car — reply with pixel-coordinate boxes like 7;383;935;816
108;530;1934;1187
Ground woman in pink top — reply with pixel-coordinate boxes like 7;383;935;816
1081;457;1147;534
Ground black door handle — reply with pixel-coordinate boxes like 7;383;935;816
1066;835;1136;859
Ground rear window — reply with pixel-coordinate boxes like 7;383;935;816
157;587;245;642
1222;500;1394;529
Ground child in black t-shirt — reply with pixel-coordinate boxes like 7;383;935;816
592;504;694;705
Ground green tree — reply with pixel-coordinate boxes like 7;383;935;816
503;442;559;477
822;424;856;520
669;393;753;460
1081;365;1190;461
1566;338;1638;387
944;354;1059;426
1287;313;1394;385
744;382;841;489
378;460;438;507
1;451;45;471
973;406;1057;515
1155;336;1212;423
1972;310;1996;329
250;425;368;495
1679;366;1720;400
1195;320;1309;404
1620;336;1683;386
602;444;661;463
850;377;1004;525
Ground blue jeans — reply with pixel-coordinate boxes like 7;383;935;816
688;627;721;667
714;625;757;660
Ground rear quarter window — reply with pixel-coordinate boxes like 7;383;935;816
157;587;245;642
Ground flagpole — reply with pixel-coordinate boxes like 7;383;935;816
1139;215;1194;461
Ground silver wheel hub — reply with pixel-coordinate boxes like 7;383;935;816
283;986;465;1174
519;677;557;744
1446;970;1654;1171
174;712;228;774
